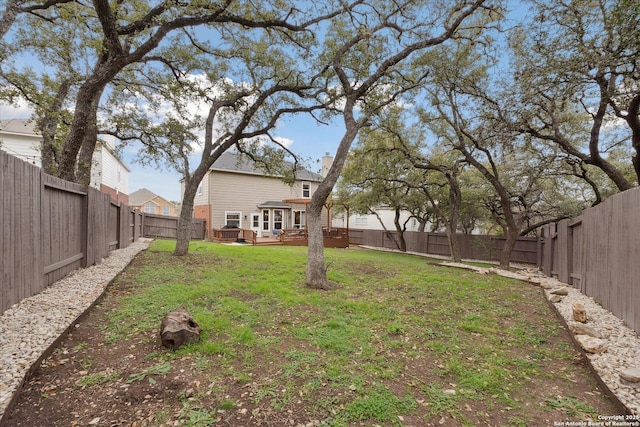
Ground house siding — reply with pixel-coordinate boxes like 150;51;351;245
206;170;326;233
0;133;42;166
1;121;130;201
95;146;129;195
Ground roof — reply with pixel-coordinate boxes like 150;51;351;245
257;201;292;209
129;188;175;206
211;151;323;182
0;119;39;136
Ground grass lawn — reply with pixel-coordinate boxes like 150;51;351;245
8;239;617;426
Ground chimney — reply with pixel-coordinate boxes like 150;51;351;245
321;152;333;178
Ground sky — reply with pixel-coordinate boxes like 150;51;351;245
0;1;530;203
0;98;345;202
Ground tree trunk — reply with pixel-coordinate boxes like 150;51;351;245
393;208;407;252
0;0;20;40
445;225;461;262
625;94;640;184
174;176;200;256
160;306;201;350
58;78;107;182
498;225;519;269
306;116;359;289
446;176;462;262
38;79;72;175
76;97;100;185
305;207;333;289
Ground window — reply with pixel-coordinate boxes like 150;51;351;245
274;209;283;230
354;216;368;226
302;181;310;198
293;210;306;228
262;210;270;231
144;202;155;214
225;211;241;228
162;205;170;215
197;183;203;195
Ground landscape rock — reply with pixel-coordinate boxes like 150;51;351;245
551;287;569;296
575;335;608;354
619;368;640;384
549;295;563;303
568;322;604;338
573;302;587;323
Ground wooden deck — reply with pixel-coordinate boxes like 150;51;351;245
213;228;349;248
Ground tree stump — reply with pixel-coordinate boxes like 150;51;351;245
160;306;201;350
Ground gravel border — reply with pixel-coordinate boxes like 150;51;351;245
1;242;638;422
0;238;152;422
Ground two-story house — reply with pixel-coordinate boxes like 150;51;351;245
129;188;179;217
189;151;329;238
0;119;130;203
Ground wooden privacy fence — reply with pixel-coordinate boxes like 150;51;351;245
0;151;205;315
539;187;640;335
143;213;206;240
349;229;539;265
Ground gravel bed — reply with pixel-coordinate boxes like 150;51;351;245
1;242;639;420
0;238;152;420
541;279;640;415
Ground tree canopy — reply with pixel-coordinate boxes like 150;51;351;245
1;0;638;274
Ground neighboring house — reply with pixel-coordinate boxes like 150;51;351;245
129;188;179;217
332;207;424;232
0;119;131;204
189;151;330;238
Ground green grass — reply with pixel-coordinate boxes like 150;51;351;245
74;370;121;388
102;239;612;425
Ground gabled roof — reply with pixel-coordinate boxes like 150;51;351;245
129;188;173;206
0;119;39;136
211;151;323;182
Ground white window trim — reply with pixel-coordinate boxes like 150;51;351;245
225;211;242;228
302;181;311;198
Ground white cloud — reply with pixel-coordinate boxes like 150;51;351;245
274;136;294;148
0;98;33;119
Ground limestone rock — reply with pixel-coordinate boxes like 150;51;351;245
568;322;604;339
575;335;608;354
160;306;201;350
573;302;587;323
550;287;569;296
549;295;563;303
619;367;640;383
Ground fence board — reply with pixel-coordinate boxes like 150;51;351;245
539;188;640;335
42;174;86;286
349;229;539;265
569;218;583;290
1;153;211;315
143;213;206;240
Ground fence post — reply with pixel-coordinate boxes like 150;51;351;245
81;188;90;268
557;221;570;283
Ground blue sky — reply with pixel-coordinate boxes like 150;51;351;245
1;1;530;202
0;98;345;202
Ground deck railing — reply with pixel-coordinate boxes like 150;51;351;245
211;228;241;242
211;228;257;245
278;228;349;248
